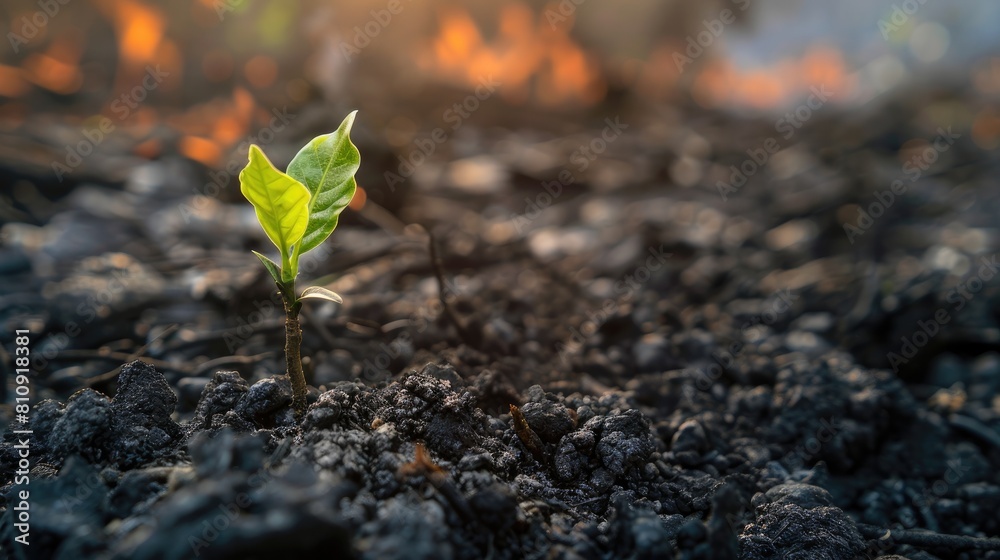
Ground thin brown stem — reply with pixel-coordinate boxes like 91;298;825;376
281;288;307;419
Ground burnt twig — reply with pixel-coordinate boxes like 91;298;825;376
510;404;546;462
857;523;1000;552
427;231;480;349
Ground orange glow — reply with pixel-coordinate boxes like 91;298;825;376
434;8;483;68
115;0;165;65
154;39;183;92
163;86;258;151
45;35;85;66
244;55;279;89
737;71;787;109
973;58;1000;95
636;43;682;100
211;115;244;145
500;2;534;37
233;86;256;122
23;54;83;95
691;60;733;108
18;35;86;95
202;49;235;82
133;137;162;158
687;45;855;110
349;185;367;211
800;46;849;98
92;0;169;111
972;108;1000;150
133;107;159;127
422;3;605;108
179;135;222;166
0;65;29;98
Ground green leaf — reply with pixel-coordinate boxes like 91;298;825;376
298;285;344;304
252;250;282;285
286;110;360;257
239;144;311;281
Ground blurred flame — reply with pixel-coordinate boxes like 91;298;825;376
636;42;683;100
169;88;252;137
738;71;787;110
0;65;30;98
348;185;367;211
800;46;850;95
212;115;245;145
133;137;162;159
688;44;852;109
23;56;82;95
972;108;1000;150
233;86;256;121
22;36;84;95
111;0;165;65
93;0;178;110
691;60;733;108
244;55;279;89
435;8;482;68
973;57;1000;95
179;135;222;166
423;3;604;108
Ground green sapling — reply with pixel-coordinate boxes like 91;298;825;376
239;111;360;418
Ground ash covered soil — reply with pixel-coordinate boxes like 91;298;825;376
1;96;1000;559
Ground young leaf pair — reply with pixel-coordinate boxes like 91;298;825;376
239;111;360;419
240;110;360;303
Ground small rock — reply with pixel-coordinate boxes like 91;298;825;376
237;376;292;421
672;419;709;454
520;401;577;443
554;430;595;482
193;370;250;428
740;483;864;560
595;410;655;475
49;389;113;464
758;482;834;510
633;333;674;373
110;361;182;469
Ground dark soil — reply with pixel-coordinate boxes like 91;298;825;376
1;91;1000;560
